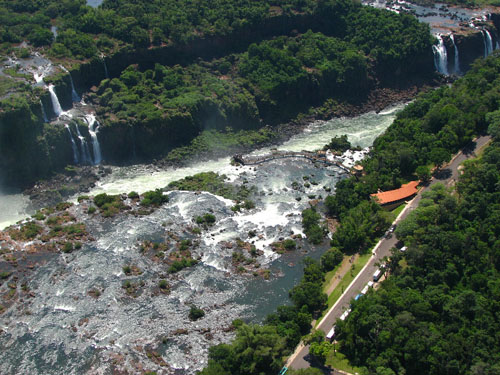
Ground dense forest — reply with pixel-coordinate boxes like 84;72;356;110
336;138;500;375
0;0;437;187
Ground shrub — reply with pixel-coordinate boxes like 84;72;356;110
188;305;205;321
128;191;139;199
140;189;169;207
93;193;116;207
62;242;73;253
320;247;344;272
283;239;297;250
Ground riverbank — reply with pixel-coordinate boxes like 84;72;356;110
18;79;434;213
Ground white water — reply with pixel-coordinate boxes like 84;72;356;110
74;124;92;164
48;85;63;117
60;66;81;102
483;29;494;57
102;58;109;79
0;102;404;231
84;114;102;164
432;34;449;75
0;192;31;229
65;124;79;164
450;34;460;74
40;101;48;123
89;103;405;197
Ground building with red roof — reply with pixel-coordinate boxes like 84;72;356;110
371;180;420;210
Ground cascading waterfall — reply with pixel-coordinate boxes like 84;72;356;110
85;114;102;164
74;123;92;164
482;29;494;57
60;66;81;102
450;34;460;74
432;34;449;75
103;58;109;79
40;101;48;123
65;124;79;164
48;84;63;117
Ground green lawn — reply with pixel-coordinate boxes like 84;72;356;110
391;202;406;219
321;261;343;290
315;252;372;327
326;348;360;374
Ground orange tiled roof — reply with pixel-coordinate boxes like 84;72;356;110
371;180;419;205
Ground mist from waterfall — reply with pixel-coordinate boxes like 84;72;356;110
85;114;102;164
432;34;449;75
65;124;79;164
48;84;63;117
482;29;494;57
74;123;92;164
40;101;48;123
450;34;460;74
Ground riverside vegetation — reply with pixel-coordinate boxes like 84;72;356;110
0;0;435;187
198;54;500;374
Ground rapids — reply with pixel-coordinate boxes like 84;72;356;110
0;103;405;374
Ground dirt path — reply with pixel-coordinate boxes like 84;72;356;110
324;255;358;296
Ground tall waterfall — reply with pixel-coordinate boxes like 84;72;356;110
40;101;48;123
65;124;79;164
48;84;63;117
450;34;460;74
432;34;448;75
103;58;109;79
60;66;81;102
85;114;102;164
482;29;494;57
74;124;92;164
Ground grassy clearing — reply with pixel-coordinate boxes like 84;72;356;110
321;260;344;290
391;202;406;219
326;348;360;374
315;252;372;327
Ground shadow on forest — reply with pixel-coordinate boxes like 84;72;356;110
433;168;452;180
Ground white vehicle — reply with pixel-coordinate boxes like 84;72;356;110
373;269;382;282
367;281;374;288
400;246;408;252
339;308;351;321
361;285;369;295
326;325;336;341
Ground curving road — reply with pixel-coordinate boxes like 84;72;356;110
287;136;491;372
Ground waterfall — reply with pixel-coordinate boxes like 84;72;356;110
74;124;92;164
432;34;448;75
48;84;63;117
84;114;102;164
482;29;494;57
60;66;80;102
103;58;109;79
40;101;48;123
65;124;79;164
450;34;460;74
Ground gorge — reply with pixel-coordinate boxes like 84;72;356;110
1;1;500;374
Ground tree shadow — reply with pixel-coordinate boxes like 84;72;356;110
462;140;477;156
305;354;343;375
433;168;452;180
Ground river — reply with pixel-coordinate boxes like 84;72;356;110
0;103;405;374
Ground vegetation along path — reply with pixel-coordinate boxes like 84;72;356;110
287;135;492;372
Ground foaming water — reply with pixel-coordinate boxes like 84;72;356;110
90;102;404;197
0;191;32;229
1;103;406;373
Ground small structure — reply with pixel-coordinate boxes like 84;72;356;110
351;164;364;176
371;180;419;210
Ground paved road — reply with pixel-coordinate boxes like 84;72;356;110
287;135;491;372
